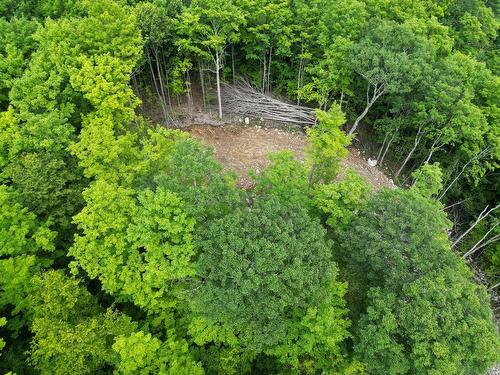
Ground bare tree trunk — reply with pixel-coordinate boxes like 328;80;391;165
267;45;272;94
377;133;389;161
147;50;168;121
424;135;443;164
297;47;303;105
348;83;385;135
231;44;236;84
262;55;266;93
185;71;192;108
147;52;159;95
452;204;500;249
395;126;424;177
165;70;172;110
438;148;490;201
159;52;172;110
215;51;223;119
463;222;499;259
339;90;344;110
199;58;206;108
153;47;168;120
379;133;395;167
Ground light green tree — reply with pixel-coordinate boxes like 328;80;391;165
177;0;245;118
70;182;196;315
306;104;352;185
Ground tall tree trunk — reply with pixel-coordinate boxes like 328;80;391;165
231;44;236;84
160;51;172;110
297;45;304;105
267;45;272;94
215;52;223;119
379;133;395;167
147;50;168;121
462;222;499;259
185;71;192;108
438;148;489;200
348;83;385;135
154;47;168;120
452;204;499;249
262;55;267;93
377;133;389;161
395;126;424;178
199;58;206;107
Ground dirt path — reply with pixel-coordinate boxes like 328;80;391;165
188;124;395;190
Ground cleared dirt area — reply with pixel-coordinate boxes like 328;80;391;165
188;124;396;190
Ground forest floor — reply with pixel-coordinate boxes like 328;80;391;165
187;123;396;190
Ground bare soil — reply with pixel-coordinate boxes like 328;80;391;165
187;124;396;190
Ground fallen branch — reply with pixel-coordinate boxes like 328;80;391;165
221;82;316;125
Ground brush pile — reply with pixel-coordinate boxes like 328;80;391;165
222;83;316;125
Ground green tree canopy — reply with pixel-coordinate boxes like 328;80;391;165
190;197;345;354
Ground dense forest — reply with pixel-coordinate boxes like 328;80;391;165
0;0;499;374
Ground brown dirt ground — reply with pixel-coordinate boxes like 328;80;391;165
187;124;396;190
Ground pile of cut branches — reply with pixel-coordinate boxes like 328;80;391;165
222;83;316;125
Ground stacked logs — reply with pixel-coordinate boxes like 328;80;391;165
221;83;316;125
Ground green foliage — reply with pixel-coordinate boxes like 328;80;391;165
28;270;137;375
0;185;56;333
0;316;6;352
351;19;434;97
251;150;310;207
345;188;500;374
1;0;499;373
70;182;196;314
411;162;443;198
264;280;350;373
341;188;453;289
190;197;343;354
355;269;500;374
0;17;38;108
314;169;372;230
306;104;352;184
155;139;242;222
113;332;203;375
177;0;245;61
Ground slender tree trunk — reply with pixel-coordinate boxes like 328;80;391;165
147;49;168;121
395;126;424;177
438;148;489;200
231;44;236;84
185;71;192;108
462;222;499;259
267;45;272;94
215;52;223;119
164;71;172;110
452;204;499;249
154;47;168;120
349;83;385;135
377;133;389;161
340;90;344;110
147;52;160;99
379;133;395;167
199;58;206;108
297;45;305;105
160;51;172;110
262;55;266;93
297;57;302;105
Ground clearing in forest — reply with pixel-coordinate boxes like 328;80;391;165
188;124;395;190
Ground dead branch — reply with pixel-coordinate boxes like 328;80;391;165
221;82;316;125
